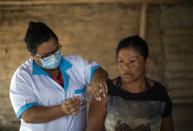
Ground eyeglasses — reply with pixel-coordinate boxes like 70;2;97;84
35;44;62;61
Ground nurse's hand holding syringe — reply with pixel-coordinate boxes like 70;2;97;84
60;96;81;115
21;96;81;123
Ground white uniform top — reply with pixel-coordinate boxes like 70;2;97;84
10;55;100;131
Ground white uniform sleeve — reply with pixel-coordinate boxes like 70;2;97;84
66;55;100;85
83;59;100;85
9;69;38;119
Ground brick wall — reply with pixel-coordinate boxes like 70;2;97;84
160;4;193;102
0;3;141;80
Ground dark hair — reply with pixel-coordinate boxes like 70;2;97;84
24;21;58;54
116;35;149;60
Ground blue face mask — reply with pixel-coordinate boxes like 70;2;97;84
40;50;61;69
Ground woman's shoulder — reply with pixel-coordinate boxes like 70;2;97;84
108;77;167;91
147;78;168;94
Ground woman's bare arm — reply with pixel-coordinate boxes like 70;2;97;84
87;95;107;131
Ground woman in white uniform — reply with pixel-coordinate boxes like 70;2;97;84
10;21;108;131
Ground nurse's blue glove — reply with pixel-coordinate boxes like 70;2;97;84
90;68;108;101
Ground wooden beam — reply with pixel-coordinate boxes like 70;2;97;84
0;0;192;6
139;3;148;40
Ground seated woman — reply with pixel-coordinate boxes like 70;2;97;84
87;35;174;131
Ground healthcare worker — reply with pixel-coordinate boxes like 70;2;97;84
9;21;108;131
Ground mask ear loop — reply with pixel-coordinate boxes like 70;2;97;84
29;48;37;56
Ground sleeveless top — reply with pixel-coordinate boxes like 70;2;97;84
104;77;172;131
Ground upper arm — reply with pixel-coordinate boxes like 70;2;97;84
67;55;100;85
161;115;174;131
87;96;107;131
159;85;174;131
161;87;173;118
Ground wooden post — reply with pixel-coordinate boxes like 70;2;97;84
139;3;148;40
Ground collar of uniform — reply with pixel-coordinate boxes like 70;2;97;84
59;57;72;72
32;57;72;76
